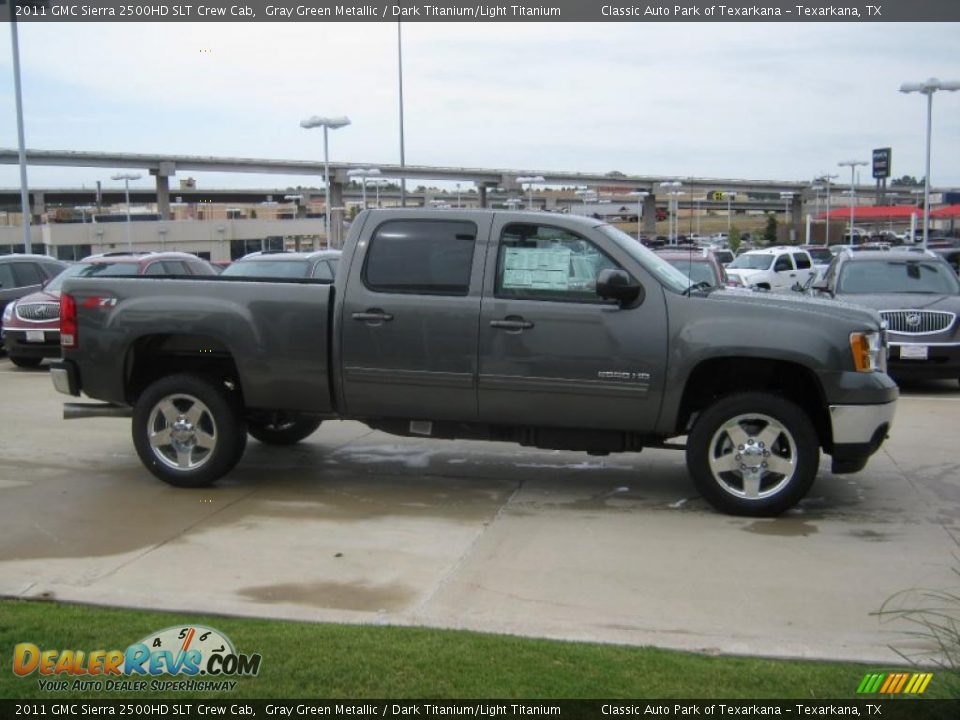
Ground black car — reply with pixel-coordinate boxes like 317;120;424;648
813;249;960;384
221;250;341;281
0;254;68;341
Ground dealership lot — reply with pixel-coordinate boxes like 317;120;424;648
1;357;958;664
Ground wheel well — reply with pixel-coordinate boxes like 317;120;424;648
124;334;242;405
677;357;832;450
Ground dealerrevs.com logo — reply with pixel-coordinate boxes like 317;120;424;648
13;625;262;692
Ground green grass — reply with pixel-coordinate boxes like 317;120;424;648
1;599;954;700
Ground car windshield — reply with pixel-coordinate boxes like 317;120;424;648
805;248;833;264
728;254;773;270
222;260;311;278
665;259;717;287
595;225;695;293
838;259;960;294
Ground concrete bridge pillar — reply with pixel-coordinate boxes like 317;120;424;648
329;180;345;248
151;162;176;220
643;194;657;235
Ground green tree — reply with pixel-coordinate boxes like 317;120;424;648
729;225;741;254
763;214;778;244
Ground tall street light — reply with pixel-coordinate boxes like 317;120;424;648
838;160;867;244
9;15;31;253
817;173;838;246
900;77;960;249
517;176;545;210
659;181;681;244
629;191;649;242
347;168;381;209
726;192;737;235
779;192;794;243
111;173;141;253
300;115;351;248
397;22;407;207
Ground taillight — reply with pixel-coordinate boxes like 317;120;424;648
61;293;77;349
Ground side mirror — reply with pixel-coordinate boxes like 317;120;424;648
596;268;643;307
810;282;831;295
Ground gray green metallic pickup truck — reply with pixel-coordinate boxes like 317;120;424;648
51;209;897;516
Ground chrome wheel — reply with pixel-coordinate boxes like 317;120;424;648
147;393;218;472
706;412;797;500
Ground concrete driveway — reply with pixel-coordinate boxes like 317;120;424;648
2;357;959;663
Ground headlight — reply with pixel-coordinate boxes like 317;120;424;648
2;303;12;323
850;330;886;373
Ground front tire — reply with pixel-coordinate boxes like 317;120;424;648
686;392;819;516
132;373;247;488
248;416;322;445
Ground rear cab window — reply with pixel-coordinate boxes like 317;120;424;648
363;219;477;296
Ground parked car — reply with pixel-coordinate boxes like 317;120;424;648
725;247;816;291
812;249;960;383
221;249;341;280
654;247;729;289
0;254;68;341
712;249;735;266
52;209;896;517
2;252;216;368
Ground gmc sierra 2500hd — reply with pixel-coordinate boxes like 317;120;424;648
51;209;897;516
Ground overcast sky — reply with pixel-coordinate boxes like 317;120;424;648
1;21;958;192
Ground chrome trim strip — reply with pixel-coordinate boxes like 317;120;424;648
830;401;897;445
479;374;649;398
889;341;960;347
344;366;475;389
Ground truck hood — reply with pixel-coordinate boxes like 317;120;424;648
833;292;960;313
703;288;882;329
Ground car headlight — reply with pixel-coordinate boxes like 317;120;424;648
2;303;12;323
850;330;886;373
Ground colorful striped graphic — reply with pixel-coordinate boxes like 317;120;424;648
857;672;933;694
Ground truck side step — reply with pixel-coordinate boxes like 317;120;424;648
63;403;133;420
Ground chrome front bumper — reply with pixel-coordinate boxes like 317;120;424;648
830;401;897;445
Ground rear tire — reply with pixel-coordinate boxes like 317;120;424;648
248;416;322;445
10;355;43;369
686;392;819;516
132;373;247;488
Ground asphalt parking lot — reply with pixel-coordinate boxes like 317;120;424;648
2;357;959;664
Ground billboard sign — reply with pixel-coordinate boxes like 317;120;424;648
872;148;892;179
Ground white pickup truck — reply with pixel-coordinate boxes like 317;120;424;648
725;246;816;291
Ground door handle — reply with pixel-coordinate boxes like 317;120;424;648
352;310;394;323
490;318;534;331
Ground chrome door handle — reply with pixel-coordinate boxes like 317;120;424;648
352;311;394;322
490;318;534;331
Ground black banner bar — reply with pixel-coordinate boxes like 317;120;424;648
2;699;960;720
4;0;960;23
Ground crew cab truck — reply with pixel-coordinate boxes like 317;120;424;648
51;209;897;516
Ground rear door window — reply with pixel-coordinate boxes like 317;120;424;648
363;220;477;296
12;262;43;287
773;255;793;272
792;253;812;270
312;261;334;281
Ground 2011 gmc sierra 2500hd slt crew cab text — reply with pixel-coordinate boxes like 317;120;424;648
50;209;897;516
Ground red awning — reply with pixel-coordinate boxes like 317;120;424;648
815;205;921;220
931;204;960;218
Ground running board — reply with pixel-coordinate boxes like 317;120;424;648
63;403;133;420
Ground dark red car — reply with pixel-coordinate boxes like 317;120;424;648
2;252;216;368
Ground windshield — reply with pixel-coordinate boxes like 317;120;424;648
728;254;773;270
666;259;717;287
838;259;960;295
595;224;693;293
805;248;833;264
222;260;311;278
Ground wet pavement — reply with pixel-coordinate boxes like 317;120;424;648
2;358;959;663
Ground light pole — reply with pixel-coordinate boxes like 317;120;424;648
817;174;837;246
9;15;31;252
659;181;682;244
900;78;960;249
629;191;649;242
517;176;545;210
111;173;141;252
300;115;351;249
347;168;382;209
779;192;794;244
456;182;461;208
838;160;867;244
726;192;737;235
397;22;407;207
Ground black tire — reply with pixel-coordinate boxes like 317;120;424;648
132;373;247;488
248;416;322;446
686;392;819;516
10;355;43;369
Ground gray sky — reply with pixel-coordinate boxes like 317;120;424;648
1;21;959;192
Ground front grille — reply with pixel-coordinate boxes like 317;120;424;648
880;309;955;335
15;302;60;323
